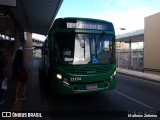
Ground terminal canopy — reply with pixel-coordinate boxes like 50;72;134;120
0;0;63;36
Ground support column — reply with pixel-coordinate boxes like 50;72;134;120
129;37;132;69
24;32;33;61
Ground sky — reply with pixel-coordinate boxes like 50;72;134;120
33;0;160;41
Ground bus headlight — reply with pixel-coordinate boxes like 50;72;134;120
56;74;70;85
57;74;62;80
109;71;116;82
113;71;116;76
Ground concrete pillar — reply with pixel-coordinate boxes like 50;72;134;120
24;32;33;61
129;37;132;69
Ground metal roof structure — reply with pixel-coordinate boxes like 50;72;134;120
0;0;63;36
116;29;144;43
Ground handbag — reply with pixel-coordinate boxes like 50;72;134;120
2;78;7;90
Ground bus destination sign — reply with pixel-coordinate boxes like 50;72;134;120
67;20;109;30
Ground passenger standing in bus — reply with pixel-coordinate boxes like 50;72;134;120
11;50;28;102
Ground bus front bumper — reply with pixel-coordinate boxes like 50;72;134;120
54;77;116;95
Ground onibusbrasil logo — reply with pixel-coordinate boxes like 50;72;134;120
2;112;42;118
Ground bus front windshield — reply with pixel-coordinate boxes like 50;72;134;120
55;32;115;65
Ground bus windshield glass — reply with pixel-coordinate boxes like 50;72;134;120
55;32;115;65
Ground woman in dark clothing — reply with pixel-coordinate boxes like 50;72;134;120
12;50;28;102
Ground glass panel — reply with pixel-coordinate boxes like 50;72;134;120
55;32;114;65
55;32;74;64
90;34;113;64
73;34;90;64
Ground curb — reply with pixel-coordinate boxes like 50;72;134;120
116;69;160;84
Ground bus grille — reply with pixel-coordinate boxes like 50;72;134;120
72;81;108;90
67;65;113;75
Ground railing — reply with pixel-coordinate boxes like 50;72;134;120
116;49;143;71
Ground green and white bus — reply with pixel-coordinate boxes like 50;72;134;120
42;17;116;94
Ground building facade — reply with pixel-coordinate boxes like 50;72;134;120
144;12;160;75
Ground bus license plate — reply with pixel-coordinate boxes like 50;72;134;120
86;85;97;90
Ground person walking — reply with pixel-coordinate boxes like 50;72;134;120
11;49;28;102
